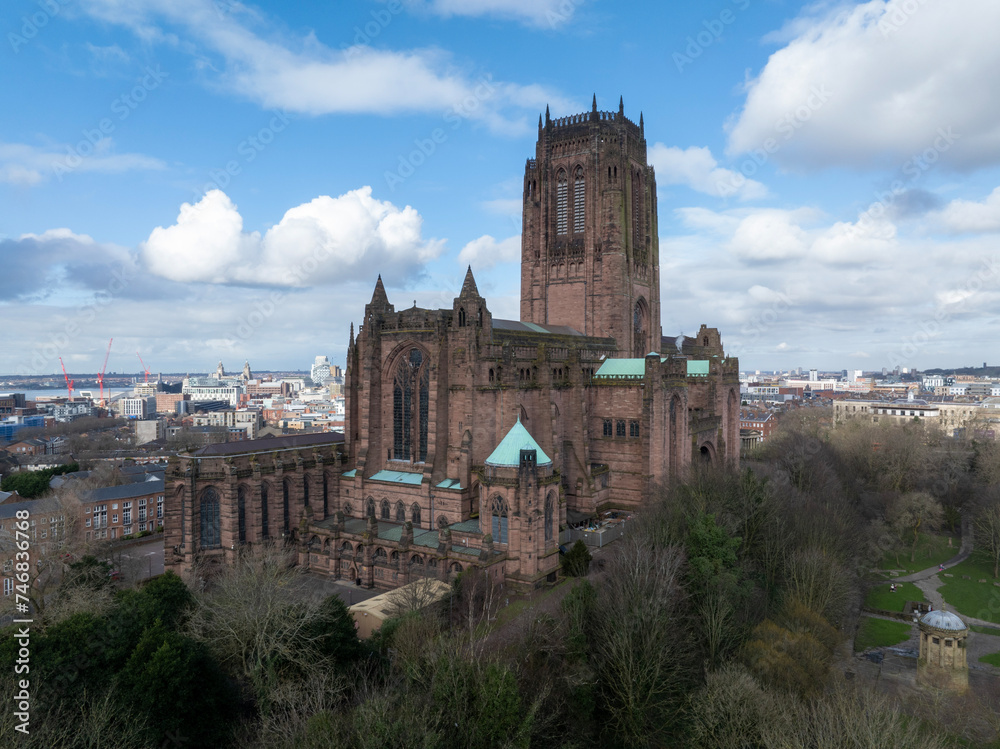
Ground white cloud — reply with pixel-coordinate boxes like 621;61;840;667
0;140;165;186
649;144;767;201
141;188;444;285
928;187;1000;234
405;0;581;27
457;234;520;270
727;0;1000;171
78;0;574;134
727;208;815;261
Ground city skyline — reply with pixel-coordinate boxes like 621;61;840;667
3;0;1000;374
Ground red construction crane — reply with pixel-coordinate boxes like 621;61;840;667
58;357;74;400
97;338;113;405
137;352;151;384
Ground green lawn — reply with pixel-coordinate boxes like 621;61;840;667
971;625;1000;636
937;558;1000;624
864;582;926;613
855;616;914;652
979;651;1000;667
878;532;958;574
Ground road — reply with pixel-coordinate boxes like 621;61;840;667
111;537;165;585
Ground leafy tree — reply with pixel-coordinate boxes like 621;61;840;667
117;623;237;748
561;539;592;577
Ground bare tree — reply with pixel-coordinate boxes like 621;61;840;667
887;491;943;563
975;499;1000;578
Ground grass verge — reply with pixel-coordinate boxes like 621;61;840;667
854;616;913;652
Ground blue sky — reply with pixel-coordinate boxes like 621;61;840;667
3;0;1000;377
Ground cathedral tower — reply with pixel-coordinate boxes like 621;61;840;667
521;96;661;357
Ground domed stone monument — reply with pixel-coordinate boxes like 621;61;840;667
917;609;968;692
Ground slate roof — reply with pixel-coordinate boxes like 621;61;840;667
192;431;343;456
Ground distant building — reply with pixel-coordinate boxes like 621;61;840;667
120;396;157;420
76;473;165;541
311;356;333;386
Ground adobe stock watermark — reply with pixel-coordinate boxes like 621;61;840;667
344;0;405;53
731;287;799;360
223;244;332;348
879;0;929;37
546;0;585;28
888;253;1000;371
51;65;168;182
673;0;751;72
384;74;496;192
16;263;137;377
8;0;71;53
192;110;290;199
858;127;959;225
716;84;832;197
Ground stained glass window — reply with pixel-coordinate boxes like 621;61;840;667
200;487;221;549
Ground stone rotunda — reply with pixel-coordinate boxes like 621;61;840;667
917;609;969;692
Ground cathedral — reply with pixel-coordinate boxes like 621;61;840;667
165;98;740;590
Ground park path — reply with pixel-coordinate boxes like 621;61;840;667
895;513;973;583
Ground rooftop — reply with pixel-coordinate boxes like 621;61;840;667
485;417;552;467
921;609;967;631
191;431;343;456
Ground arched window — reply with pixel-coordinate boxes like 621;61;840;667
260;483;269;539
489;368;495;383
491;495;509;544
282;479;290;535
237;486;247;544
633;298;648;358
556;170;568;235
199;487;221;549
373;548;388;566
616;420;626;437
573;166;585;234
303;475;310;507
395;501;405;522
366;497;375;519
341;541;353;554
544;492;555;544
411;503;422;528
392;348;430;462
380;499;390;521
458;307;466;327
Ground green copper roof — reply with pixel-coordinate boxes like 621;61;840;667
436;478;463;491
485;417;552;467
341;469;357;478
687;360;710;377
594;358;646;379
369;469;423;486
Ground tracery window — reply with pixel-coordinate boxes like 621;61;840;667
573;166;585;234
199;487;221;549
261;483;270;538
366;497;376;519
556;170;568;235
380;499;390;521
491;495;509;544
237;486;247;544
395;501;406;522
633;298;648;358
616;420;626;437
282;479;290;535
544;492;554;543
411;503;421;528
393;348;430;462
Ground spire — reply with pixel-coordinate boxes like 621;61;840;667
349;322;354;346
460;265;480;297
639;111;644;136
545;104;551;125
370;274;388;306
538;113;543;132
592;93;597;112
619;95;624;116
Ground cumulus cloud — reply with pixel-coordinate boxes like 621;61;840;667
928;187;1000;234
0;140;165;186
78;0;574;134
726;0;1000;171
457;234;521;270
649;144;767;201
141;188;444;286
403;0;581;27
0;229;136;301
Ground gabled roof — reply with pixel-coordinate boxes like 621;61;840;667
369;470;423;486
485;416;552;467
594;358;645;379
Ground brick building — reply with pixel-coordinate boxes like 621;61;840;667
166;99;739;590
